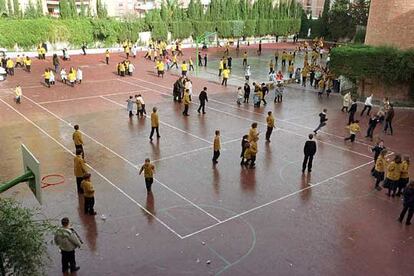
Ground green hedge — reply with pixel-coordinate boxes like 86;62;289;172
330;45;414;86
0;18;147;49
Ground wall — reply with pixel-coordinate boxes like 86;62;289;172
365;0;414;50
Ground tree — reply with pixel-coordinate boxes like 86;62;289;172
68;0;77;18
0;0;7;16
0;199;55;275
24;0;37;18
12;0;20;17
59;0;70;18
96;0;107;18
320;0;330;37
328;0;355;40
351;0;370;26
36;0;43;17
79;0;86;17
7;0;12;16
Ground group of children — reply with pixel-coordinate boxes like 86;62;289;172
41;67;82;88
0;55;33;77
126;94;147;118
116;60;136;77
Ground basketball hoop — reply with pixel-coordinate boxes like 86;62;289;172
41;174;65;188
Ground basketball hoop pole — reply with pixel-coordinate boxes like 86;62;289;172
0;170;34;193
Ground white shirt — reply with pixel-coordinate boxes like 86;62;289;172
237;89;243;98
128;63;135;72
60;70;67;79
137;96;145;105
365;96;373;106
77;69;83;80
49;71;55;82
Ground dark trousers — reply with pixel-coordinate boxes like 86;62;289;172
75;144;84;159
218;69;222;76
212;150;220;163
222;78;228;86
61;250;76;273
84;197;95;215
198;102;205;113
145;178;153;192
76;177;84;194
341;106;348;112
366;125;376;138
384;120;393;135
348;112;355;125
360;105;372;116
302;154;314;172
302;76;307;87
261;97;267;105
243;59;247;67
189;65;194;71
314;122;326;133
244;95;249;103
344;134;356;142
149;127;160;139
399;205;414;224
106;57;109;64
183;104;189;115
265;126;273;141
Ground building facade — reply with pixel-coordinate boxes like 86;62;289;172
300;0;324;19
365;0;414;50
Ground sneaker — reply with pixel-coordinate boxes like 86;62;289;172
72;266;80;272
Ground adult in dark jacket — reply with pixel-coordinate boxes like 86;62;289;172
383;104;395;135
173;77;184;102
398;181;414;225
348;99;357;125
302;134;317;173
197;87;208;114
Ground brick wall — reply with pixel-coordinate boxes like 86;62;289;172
365;0;414;50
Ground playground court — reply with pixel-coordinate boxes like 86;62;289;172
1;44;414;275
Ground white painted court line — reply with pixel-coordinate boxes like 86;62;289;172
180;158;376;239
37;90;150;104
0;98;183;239
100;96;213;145
129;76;374;149
151;137;241;163
120;78;372;159
21;93;222;224
1;78;121;91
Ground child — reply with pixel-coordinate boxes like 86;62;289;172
126;96;134;117
313;109;328;134
68;69;76;87
15;85;22;104
244;65;251;81
43;69;51;88
139;158;155;193
49;70;55;85
373;149;387;191
15;55;23;68
370;139;386;173
76;67;83;84
60;68;67;83
236;87;243;105
24;56;32;72
212;130;221;164
397;156;410;196
128;62;135;76
240;135;249;165
344;120;360;142
244;136;258;168
384;154;402;197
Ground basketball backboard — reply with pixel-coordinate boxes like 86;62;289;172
21;144;42;204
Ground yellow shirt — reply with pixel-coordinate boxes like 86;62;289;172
183;93;191;104
6;59;14;68
222;69;230;78
189;59;193;65
40;47;46;54
266;115;275;128
375;156;387;173
68;72;76;81
400;161;409;179
243;53;247;59
25;59;32;65
213;136;221;151
16;57;22;63
349;123;360;134
105;51;110;58
141;163;155;178
15;87;22;97
181;63;188;71
248;128;258;142
172;55;177;62
151;112;159;127
386;162;401;181
288;65;294;73
72;130;83;145
43;71;50;79
219;60;224;70
74;155;88;177
81;180;95;198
